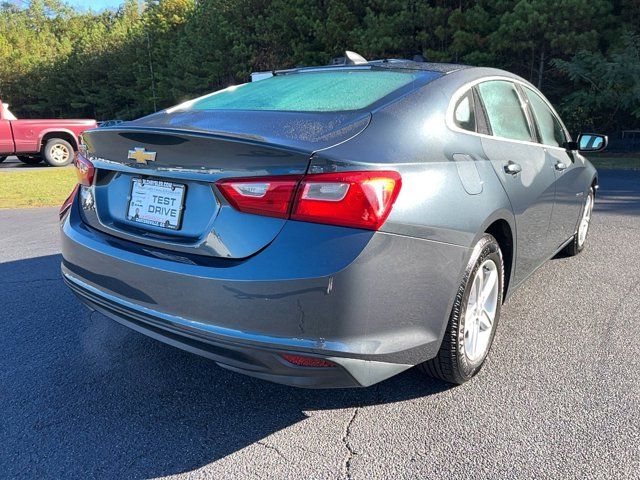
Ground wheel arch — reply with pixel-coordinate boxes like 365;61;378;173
39;130;79;152
484;218;515;302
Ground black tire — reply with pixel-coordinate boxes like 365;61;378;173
419;234;504;384
43;138;74;167
0;156;6;163
17;155;43;165
563;187;594;257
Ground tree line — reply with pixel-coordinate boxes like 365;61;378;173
1;0;639;134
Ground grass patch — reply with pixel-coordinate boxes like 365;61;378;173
0;167;76;209
586;153;640;170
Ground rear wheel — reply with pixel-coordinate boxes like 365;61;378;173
43;138;74;167
419;234;503;384
563;187;594;256
18;155;43;165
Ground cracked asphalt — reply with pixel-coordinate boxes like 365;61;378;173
1;169;639;479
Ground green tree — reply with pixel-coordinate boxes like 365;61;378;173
553;32;640;132
0;0;638;135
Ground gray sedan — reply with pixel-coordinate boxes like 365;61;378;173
60;59;606;388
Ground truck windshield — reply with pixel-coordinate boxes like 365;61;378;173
186;70;438;112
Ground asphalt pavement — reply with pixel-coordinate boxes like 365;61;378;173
1;169;639;479
0;155;67;171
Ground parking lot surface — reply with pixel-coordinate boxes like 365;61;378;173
0;156;68;171
1;169;639;479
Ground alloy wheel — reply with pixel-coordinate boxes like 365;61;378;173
463;259;499;363
577;192;593;248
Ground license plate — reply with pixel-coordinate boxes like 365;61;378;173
127;178;186;230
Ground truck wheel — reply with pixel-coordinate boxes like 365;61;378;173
43;138;74;167
17;155;43;165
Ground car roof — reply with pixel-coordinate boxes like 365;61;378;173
275;59;471;76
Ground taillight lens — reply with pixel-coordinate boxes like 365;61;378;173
216;171;401;230
75;153;95;186
292;171;402;230
59;184;79;218
216;175;302;218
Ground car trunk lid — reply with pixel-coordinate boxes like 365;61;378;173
79;110;370;259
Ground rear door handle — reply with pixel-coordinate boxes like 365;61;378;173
555;161;568;171
504;162;522;175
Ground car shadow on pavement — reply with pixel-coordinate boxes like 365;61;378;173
0;253;451;479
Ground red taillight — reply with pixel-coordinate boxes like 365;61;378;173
292;171;402;230
59;184;79;218
75;153;95;186
280;353;335;368
216;175;302;218
216;171;401;230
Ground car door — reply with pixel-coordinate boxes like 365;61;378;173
475;80;556;286
521;85;584;249
0;119;14;154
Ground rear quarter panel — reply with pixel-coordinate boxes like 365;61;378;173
309;71;517;348
309;71;515;250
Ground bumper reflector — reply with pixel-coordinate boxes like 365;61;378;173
280;353;336;368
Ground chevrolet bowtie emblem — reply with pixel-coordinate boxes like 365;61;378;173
128;147;157;164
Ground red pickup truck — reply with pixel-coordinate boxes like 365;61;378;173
0;101;97;167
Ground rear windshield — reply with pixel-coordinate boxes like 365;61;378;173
188;70;435;112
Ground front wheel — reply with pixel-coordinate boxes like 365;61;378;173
43;138;74;167
563;187;594;256
419;234;504;384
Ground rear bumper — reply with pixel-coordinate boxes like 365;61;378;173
61;199;469;388
64;272;411;388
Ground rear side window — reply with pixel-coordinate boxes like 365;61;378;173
454;91;476;132
478;81;533;142
188;70;435;112
523;87;568;147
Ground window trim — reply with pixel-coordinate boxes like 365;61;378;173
520;84;570;149
471;86;492;135
453;90;477;133
445;75;572;151
513;83;541;144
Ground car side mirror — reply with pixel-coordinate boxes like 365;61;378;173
567;133;608;153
